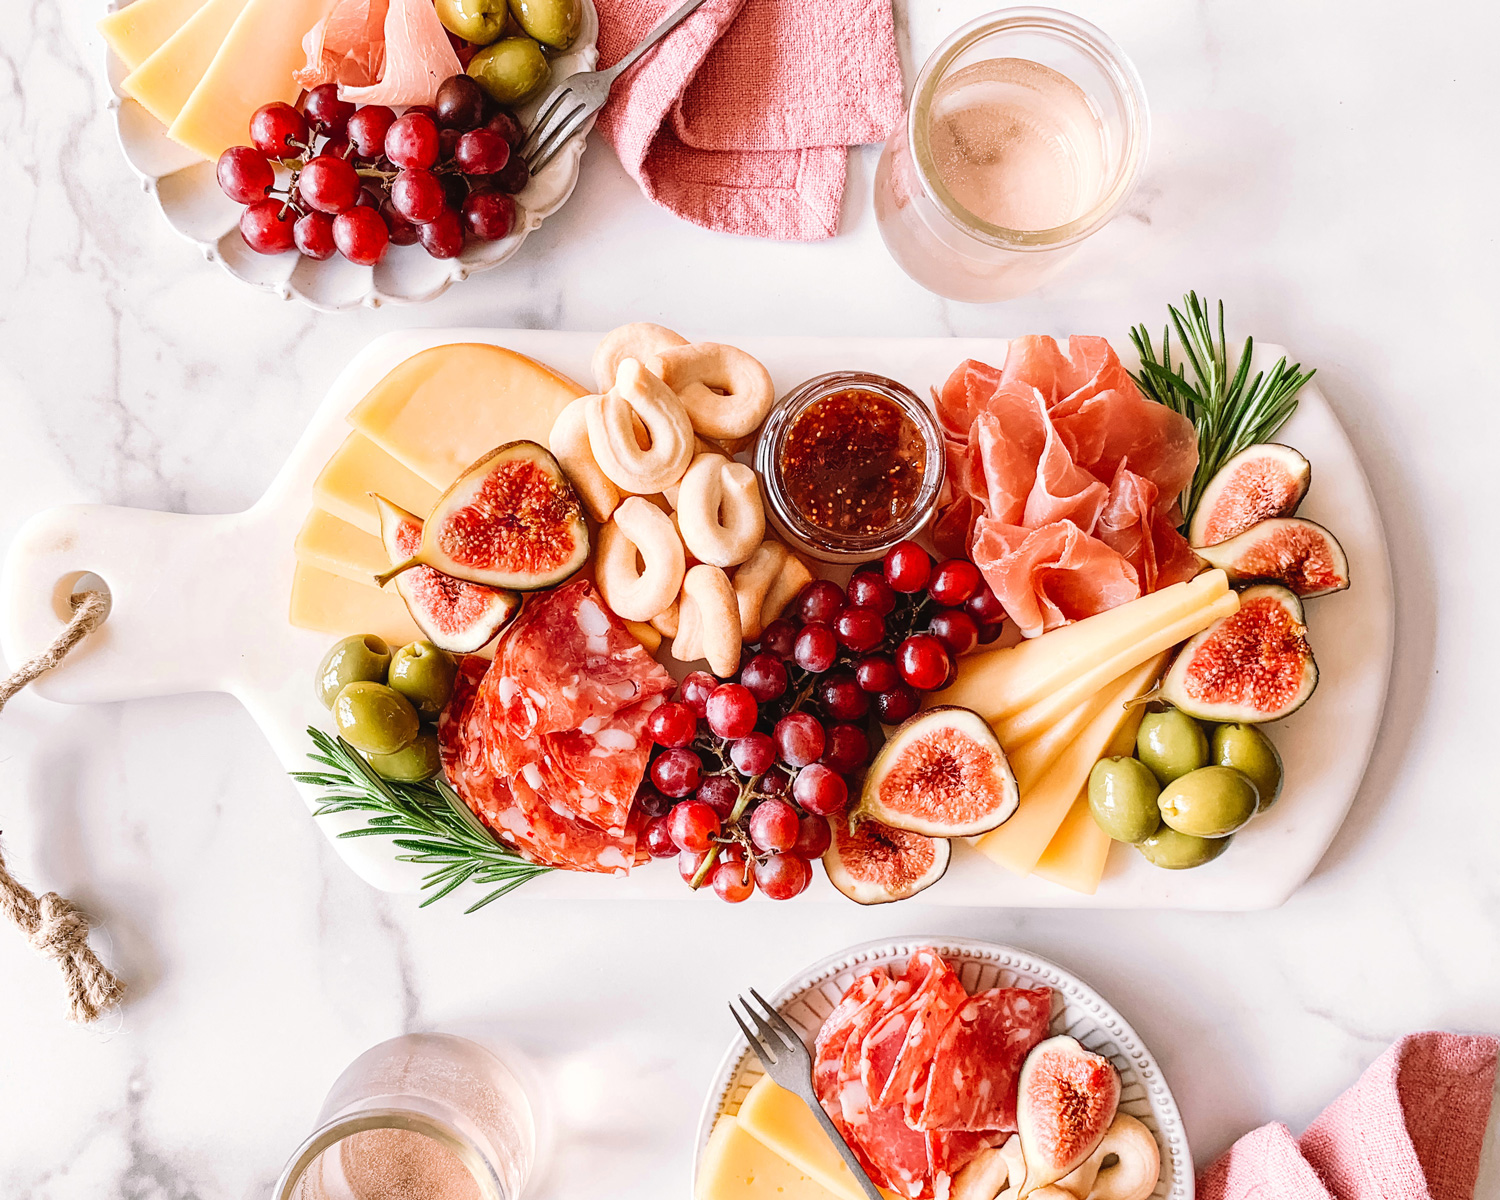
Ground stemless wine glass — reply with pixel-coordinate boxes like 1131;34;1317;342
275;1033;538;1200
874;7;1149;302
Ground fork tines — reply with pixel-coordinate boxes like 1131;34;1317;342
729;988;807;1077
521;87;591;175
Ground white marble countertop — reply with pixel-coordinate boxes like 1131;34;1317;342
3;0;1500;1196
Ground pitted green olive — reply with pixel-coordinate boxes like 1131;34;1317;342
1087;756;1162;844
1212;723;1284;811
1137;827;1233;870
436;0;513;45
334;681;420;756
468;37;550;106
362;732;442;782
1157;765;1258;838
315;634;391;709
1136;707;1209;784
508;0;581;48
388;641;457;718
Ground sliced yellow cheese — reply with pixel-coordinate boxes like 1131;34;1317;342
697;1114;841;1200
976;653;1166;878
168;0;338;161
295;508;388;589
936;571;1230;724
1004;680;1122;795
99;0;213;71
993;588;1240;746
119;0;250;128
736;1076;899;1200
290;564;423;648
1033;703;1148;895
313;433;440;538
348;345;587;491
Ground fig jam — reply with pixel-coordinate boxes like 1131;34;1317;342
779;388;928;537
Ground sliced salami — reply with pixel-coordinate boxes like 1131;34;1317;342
915;986;1054;1133
862;950;968;1110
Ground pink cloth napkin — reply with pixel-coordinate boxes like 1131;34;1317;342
1200;1033;1499;1200
592;0;903;240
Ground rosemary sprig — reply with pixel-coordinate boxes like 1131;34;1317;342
1129;292;1316;520
292;727;552;912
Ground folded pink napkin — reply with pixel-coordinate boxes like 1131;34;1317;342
592;0;903;240
1200;1033;1498;1200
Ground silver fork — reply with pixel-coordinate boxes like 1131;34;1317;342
729;989;885;1200
520;0;714;175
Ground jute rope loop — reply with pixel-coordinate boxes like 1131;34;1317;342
0;590;123;1023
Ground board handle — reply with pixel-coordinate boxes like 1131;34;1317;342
0;504;262;703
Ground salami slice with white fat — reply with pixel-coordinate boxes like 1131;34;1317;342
861;950;968;1110
915;986;1054;1133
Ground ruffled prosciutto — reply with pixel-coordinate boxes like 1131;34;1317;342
297;0;460;106
935;336;1200;637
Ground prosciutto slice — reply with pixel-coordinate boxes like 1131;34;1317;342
340;0;462;105
295;0;388;90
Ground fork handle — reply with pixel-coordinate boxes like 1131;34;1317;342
605;0;715;80
802;1094;887;1200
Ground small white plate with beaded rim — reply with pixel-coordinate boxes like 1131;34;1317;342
695;937;1191;1200
100;0;599;311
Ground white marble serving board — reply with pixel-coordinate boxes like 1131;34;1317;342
0;329;1392;908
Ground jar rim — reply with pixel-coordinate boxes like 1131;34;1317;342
908;6;1151;251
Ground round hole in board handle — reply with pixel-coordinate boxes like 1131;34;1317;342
51;571;112;626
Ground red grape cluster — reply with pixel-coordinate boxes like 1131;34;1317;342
217;76;529;266
637;540;1004;904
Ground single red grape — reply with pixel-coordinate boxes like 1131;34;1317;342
756;854;812;900
774;713;826;768
298;154;362;214
818;672;869;722
875;684;920;724
798;579;845;625
739;653;788;703
855;654;899;693
929;609;979;656
436;74;489;131
293;211;337;260
928;558;982;606
821;723;870;774
677;848;710;885
884;541;932;593
490;153;530;195
322;134;352;160
418;207;464;258
385;112;440;169
651;747;703;797
332;207;389;265
897;633;952;691
303;83;354;136
793;763;848;816
439;126;462;162
695;774;740;820
456;128;510;174
712;859;754;903
250;102;308;157
462;189;515;241
965;582;1006;625
391;167;447;224
345;104;396;157
643;815;677;858
705;683;758;739
216;146;273;204
834;607;885;653
646;700;697;748
667;799;719;852
793;623;837;673
846;571;896;616
759;618;797;659
749;798;800;853
792;813;832;859
977;619;1006;646
239;199;296;254
760;768;790;796
679;671;718;718
405;104;439;123
634;782;672;818
379;197;421;246
729;732;776;777
355;186;381;208
485;108;524;148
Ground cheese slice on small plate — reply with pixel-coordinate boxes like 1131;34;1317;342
120;0;250;129
99;0;215;72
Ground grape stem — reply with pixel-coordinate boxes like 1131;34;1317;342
689;770;766;889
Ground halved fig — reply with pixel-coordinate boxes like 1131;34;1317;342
374;495;521;654
1160;584;1317;722
1196;517;1349;598
823;818;950;905
378;441;589;591
861;707;1019;837
1016;1035;1121;1196
1189;444;1311;548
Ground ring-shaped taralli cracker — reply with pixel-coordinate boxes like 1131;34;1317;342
586;358;695;495
673;564;741;677
592;322;687;392
594;497;686;623
675;452;766;568
648;342;776;440
548;395;620;522
731;540;789;642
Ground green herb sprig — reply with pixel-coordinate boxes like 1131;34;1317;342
1129;292;1315;521
292;727;551;912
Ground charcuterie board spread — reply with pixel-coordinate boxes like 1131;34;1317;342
0;308;1392;909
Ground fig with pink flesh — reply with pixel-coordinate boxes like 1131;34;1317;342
1196;517;1349;598
1161;583;1317;722
860;706;1019;837
1189;443;1311;548
378;440;589;591
823;817;950;905
374;495;521;654
1016;1035;1121;1195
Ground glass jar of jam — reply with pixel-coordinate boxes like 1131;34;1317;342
756;372;945;563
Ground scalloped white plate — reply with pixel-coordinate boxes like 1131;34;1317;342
696;937;1191;1200
101;0;599;310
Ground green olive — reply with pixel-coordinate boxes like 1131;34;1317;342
1157;765;1258;839
387;641;457;718
1212;723;1283;812
1087;756;1162;843
435;0;513;46
508;0;581;49
1137;827;1234;870
334;681;420;756
362;731;442;783
468;37;550;106
315;634;392;710
1136;707;1210;785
